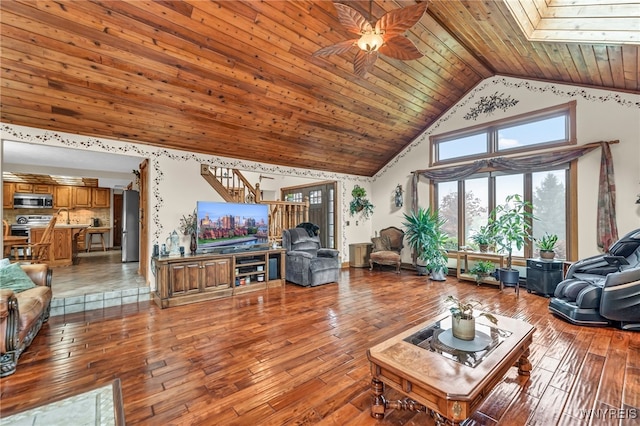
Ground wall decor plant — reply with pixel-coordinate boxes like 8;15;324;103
349;185;374;219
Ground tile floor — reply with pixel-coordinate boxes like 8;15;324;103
49;250;150;317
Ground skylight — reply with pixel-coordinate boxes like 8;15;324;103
505;0;639;44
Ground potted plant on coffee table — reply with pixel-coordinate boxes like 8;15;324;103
536;233;558;260
489;194;535;288
403;207;449;280
445;295;498;341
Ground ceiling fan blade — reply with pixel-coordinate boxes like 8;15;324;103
375;2;428;37
354;50;378;76
334;3;372;35
379;36;423;60
312;39;358;57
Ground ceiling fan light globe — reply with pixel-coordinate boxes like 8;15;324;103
357;33;384;52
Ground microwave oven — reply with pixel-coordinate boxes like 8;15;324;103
13;193;54;209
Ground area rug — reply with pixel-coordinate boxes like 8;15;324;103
2;378;125;425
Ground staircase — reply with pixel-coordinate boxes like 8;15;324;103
200;165;309;243
200;165;259;203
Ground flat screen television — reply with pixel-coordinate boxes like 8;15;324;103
195;201;270;254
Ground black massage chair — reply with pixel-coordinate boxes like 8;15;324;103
549;228;640;331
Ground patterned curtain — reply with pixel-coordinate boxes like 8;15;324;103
597;142;618;251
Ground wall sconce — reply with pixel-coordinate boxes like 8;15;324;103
394;184;404;207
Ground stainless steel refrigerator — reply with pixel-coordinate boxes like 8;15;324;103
121;190;140;262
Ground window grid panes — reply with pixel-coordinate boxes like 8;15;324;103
288;192;303;202
309;190;322;205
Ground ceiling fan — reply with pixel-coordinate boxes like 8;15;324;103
313;1;428;76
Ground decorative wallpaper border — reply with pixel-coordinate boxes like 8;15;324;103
1;124;368;249
373;76;640;180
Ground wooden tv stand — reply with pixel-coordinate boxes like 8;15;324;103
152;248;285;308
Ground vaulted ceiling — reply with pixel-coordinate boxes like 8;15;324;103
1;1;638;177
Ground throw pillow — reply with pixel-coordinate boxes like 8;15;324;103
0;263;36;293
371;235;391;252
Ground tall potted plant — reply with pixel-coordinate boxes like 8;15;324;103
403;207;449;281
489;194;535;287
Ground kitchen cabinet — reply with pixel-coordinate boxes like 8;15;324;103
92;187;110;208
31;226;73;267
73;187;92;207
3;182;14;208
54;185;73;208
13;183;52;194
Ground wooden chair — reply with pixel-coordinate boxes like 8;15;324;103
72;227;88;264
2;220;9;237
11;216;57;264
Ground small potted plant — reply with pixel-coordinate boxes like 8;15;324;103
445;296;498;341
489;194;535;287
470;225;493;253
536;233;558;260
468;260;495;285
403;207;449;280
349;185;374;219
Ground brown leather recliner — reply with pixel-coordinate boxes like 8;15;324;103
369;226;405;274
0;264;52;377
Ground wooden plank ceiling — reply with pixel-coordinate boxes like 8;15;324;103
1;1;638;177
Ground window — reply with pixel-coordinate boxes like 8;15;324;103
437;181;459;250
430;101;575;166
429;101;575;260
435;167;570;260
532;170;566;259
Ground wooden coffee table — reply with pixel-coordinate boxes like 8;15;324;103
367;311;535;425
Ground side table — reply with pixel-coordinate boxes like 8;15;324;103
526;258;564;297
349;242;372;268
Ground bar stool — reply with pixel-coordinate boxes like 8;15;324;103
86;229;107;252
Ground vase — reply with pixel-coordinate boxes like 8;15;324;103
452;315;475;341
190;233;197;255
540;250;555;260
479;244;489;253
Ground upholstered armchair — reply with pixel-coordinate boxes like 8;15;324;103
0;263;52;376
282;228;340;287
369;226;405;274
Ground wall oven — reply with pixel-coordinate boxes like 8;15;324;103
9;226;30;257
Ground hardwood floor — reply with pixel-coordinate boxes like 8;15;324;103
1;267;639;425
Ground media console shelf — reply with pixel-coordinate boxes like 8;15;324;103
153;248;285;308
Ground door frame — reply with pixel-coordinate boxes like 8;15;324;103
280;180;337;249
